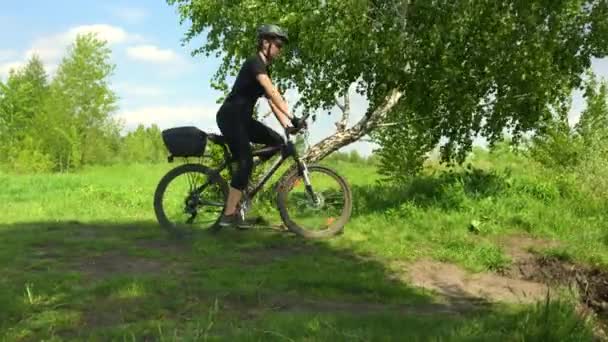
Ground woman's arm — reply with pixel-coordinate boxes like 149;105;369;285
256;74;292;127
268;98;292;128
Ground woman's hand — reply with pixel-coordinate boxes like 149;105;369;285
290;116;307;130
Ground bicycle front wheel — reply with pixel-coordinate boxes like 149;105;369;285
277;165;352;239
154;163;228;237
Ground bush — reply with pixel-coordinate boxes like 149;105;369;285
529;74;608;210
325;150;374;165
7;136;54;174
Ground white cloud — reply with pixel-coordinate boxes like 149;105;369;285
0;24;142;78
115;104;220;132
0;61;25;78
126;45;180;63
109;6;147;24
67;24;130;45
113;82;167;97
124;45;191;77
0;49;18;62
25;24;132;63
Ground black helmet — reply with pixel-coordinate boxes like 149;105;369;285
256;24;289;43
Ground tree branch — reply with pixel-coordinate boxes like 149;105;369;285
334;91;351;132
304;88;403;162
334;95;345;112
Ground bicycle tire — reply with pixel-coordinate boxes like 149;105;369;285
276;165;352;239
154;163;228;237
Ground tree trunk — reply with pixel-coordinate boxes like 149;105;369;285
303;89;403;163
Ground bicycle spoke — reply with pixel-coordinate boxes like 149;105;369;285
282;167;349;233
158;167;225;233
198;199;224;207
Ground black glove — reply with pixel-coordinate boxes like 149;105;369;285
290;116;307;130
286;126;300;135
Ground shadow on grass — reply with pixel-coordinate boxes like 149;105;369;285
0;220;595;340
352;167;509;216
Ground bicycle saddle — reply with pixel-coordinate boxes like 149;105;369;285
207;133;227;145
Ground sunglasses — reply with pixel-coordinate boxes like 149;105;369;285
273;40;284;49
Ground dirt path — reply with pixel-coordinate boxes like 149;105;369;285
393;234;607;339
32;229;607;338
397;235;558;305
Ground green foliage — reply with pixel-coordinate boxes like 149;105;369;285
325;150;373;164
378;0;608;179
1;154;605;339
575;76;608;204
0;33;154;173
6;136;54;174
374;115;435;182
119;124;167;163
576;74;608;142
530;73;608;208
0;56;49;165
43;33;119;170
167;0;608;180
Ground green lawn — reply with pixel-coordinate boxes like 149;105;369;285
0;151;605;340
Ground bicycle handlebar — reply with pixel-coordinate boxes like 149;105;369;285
285;126;303;136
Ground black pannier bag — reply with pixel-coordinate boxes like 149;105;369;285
161;126;207;157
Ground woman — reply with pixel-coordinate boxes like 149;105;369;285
216;24;303;228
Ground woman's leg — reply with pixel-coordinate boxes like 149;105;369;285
223;120;280;218
217;113;254;217
248;119;284;147
224;187;242;216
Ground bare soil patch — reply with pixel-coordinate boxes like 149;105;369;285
75;252;169;280
404;260;549;304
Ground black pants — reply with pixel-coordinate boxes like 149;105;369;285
216;110;283;191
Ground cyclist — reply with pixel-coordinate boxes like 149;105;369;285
216;24;304;228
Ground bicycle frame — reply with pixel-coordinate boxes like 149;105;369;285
208;129;310;202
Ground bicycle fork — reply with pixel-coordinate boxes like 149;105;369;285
299;161;320;205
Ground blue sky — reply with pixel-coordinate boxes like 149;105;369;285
1;1;607;156
0;1;225;132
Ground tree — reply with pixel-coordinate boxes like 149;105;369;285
574;76;608;202
376;0;608;180
529;98;582;169
168;0;607;176
530;72;608;170
119;124;167;163
576;73;608;143
529;74;608;204
40;33;120;170
0;55;49;164
0;35;122;172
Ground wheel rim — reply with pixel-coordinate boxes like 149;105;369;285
283;169;348;232
161;170;224;231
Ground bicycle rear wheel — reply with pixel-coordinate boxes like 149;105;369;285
154;163;228;236
277;165;352;239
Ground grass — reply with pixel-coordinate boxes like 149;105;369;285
0;149;605;340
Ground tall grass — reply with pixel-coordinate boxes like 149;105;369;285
1;146;606;340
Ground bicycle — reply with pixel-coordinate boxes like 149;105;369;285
153;121;352;239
